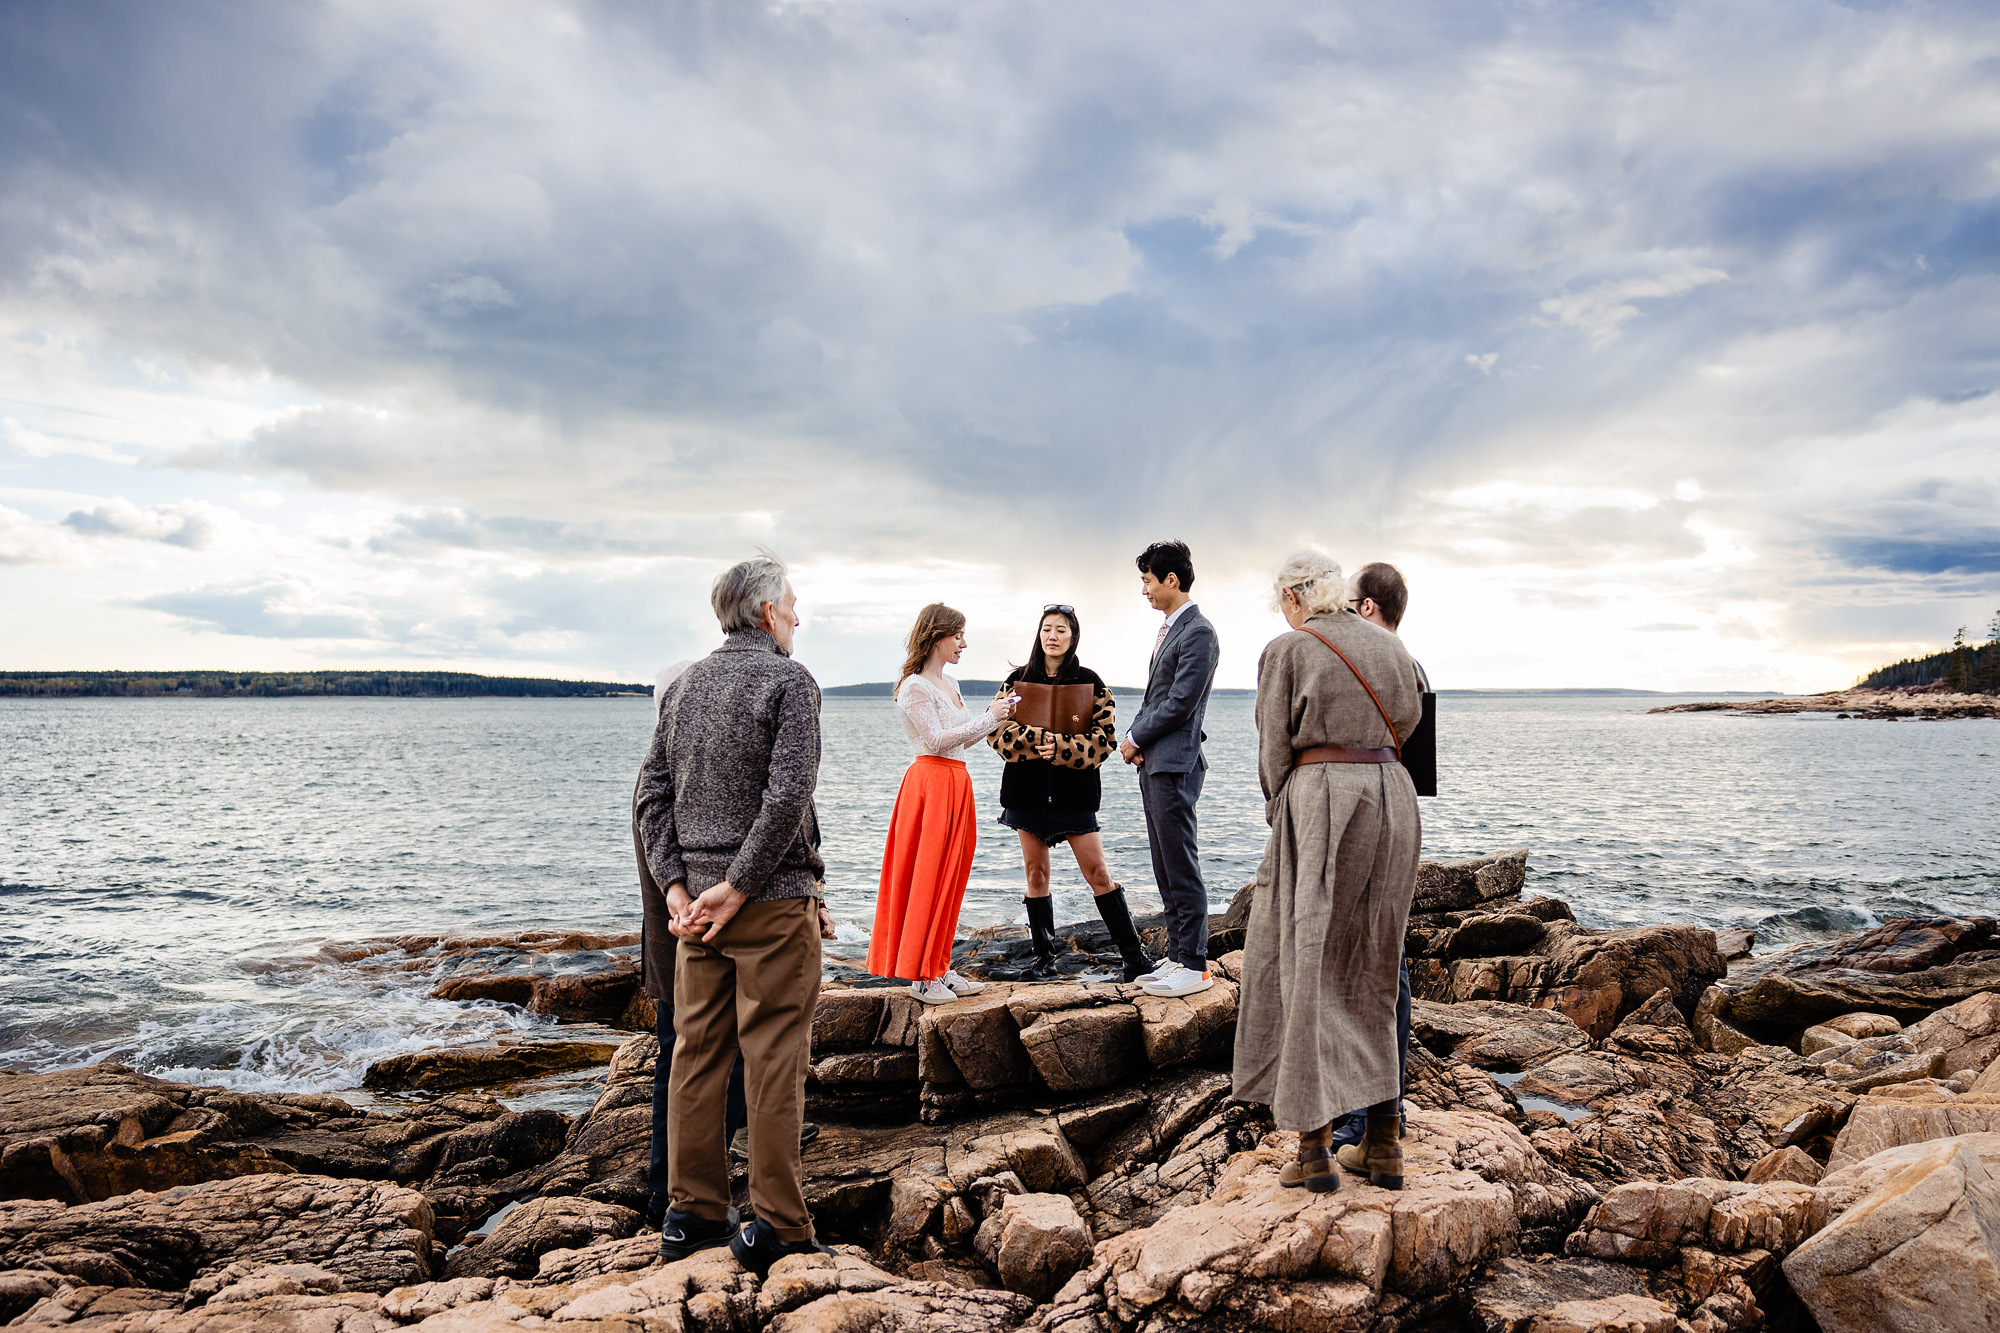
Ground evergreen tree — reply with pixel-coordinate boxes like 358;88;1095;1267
1985;609;2000;695
1946;627;1970;692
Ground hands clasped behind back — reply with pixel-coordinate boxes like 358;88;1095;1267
668;880;748;942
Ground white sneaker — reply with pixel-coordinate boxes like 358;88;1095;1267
910;979;958;1005
1140;963;1214;998
1148;955;1175;976
941;969;986;996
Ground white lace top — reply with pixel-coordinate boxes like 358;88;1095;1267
897;673;1000;759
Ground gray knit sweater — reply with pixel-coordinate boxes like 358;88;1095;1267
635;628;824;903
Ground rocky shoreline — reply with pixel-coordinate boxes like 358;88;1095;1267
6;849;2000;1331
1650;686;1998;719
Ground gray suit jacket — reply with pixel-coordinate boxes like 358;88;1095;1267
1128;604;1220;774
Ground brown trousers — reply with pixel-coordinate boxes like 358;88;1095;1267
668;895;820;1242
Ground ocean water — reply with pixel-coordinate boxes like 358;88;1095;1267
2;693;1996;1094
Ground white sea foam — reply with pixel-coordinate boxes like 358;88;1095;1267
41;954;570;1094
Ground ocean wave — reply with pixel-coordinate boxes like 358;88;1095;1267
9;945;573;1093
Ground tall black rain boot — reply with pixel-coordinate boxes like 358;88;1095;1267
1023;895;1059;980
1094;885;1156;983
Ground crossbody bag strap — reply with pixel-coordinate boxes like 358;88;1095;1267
1299;626;1401;757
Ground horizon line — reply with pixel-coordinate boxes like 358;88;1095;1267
0;668;1817;699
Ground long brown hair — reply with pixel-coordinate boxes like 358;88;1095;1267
898;603;968;688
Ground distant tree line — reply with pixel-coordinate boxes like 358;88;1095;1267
0;671;652;698
1860;609;2000;694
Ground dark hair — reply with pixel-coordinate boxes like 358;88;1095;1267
1020;607;1083;682
1135;540;1195;592
1351;562;1409;629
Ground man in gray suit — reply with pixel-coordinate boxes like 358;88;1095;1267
1120;540;1222;998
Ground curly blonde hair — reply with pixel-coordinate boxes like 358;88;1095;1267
1271;550;1349;615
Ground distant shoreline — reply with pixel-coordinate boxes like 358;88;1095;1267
3;671;1807;701
1651;686;1998;719
0;670;651;699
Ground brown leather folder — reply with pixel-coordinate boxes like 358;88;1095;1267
1011;682;1096;735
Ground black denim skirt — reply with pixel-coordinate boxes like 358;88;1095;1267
998;804;1100;847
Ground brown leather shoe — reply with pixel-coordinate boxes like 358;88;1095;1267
1280;1123;1340;1193
1334;1101;1404;1189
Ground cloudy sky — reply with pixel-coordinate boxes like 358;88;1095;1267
3;0;1998;691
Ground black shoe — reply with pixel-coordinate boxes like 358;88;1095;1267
728;1121;823;1164
643;1193;670;1231
658;1208;734;1261
729;1217;831;1278
1094;886;1156;982
1329;1102;1406;1151
1023;895;1059;980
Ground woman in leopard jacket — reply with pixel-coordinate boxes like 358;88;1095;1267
987;605;1156;981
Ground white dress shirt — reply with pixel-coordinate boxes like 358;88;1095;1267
1130;600;1195;746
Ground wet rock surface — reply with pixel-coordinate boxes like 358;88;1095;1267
0;1172;436;1293
361;1035;624;1092
444;1193;641;1279
12;850;2000;1330
0;1067;567;1248
0;1065;344;1204
1409;915;1725;1042
1705;915;2000;1037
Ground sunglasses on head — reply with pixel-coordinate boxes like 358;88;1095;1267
1043;604;1075;615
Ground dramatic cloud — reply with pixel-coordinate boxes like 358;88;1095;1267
1;0;1997;687
63;499;220;549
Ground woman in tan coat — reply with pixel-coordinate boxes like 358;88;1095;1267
1232;551;1424;1192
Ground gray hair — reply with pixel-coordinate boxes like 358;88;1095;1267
1272;550;1349;616
711;553;789;634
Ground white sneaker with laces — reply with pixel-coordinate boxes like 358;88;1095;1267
910;979;958;1005
941;969;986;996
1140;963;1214;998
1148;955;1175;976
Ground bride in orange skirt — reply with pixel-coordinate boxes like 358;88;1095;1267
868;603;1018;1005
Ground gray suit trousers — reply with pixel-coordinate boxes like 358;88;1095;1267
1140;765;1208;969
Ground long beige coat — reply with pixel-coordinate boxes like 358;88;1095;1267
1231;610;1424;1131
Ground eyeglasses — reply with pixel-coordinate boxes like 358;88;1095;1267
1348;598;1366;609
1042;604;1075;615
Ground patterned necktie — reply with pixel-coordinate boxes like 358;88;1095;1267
1150;621;1168;671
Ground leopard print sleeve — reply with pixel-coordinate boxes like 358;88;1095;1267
1051;686;1117;771
987;682;1046;762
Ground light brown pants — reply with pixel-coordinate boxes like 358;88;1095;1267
668;895;820;1242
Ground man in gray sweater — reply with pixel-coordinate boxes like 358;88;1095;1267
635;553;829;1275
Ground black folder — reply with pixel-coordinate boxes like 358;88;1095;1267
1400;691;1437;797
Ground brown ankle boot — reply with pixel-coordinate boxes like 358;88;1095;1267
1278;1122;1340;1193
1334;1101;1404;1189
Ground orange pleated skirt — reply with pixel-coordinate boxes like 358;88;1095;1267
868;755;978;982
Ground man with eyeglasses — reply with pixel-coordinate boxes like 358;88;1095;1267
1347;564;1429;691
1329;561;1427;1152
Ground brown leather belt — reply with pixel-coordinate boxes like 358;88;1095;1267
1296;745;1397;765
